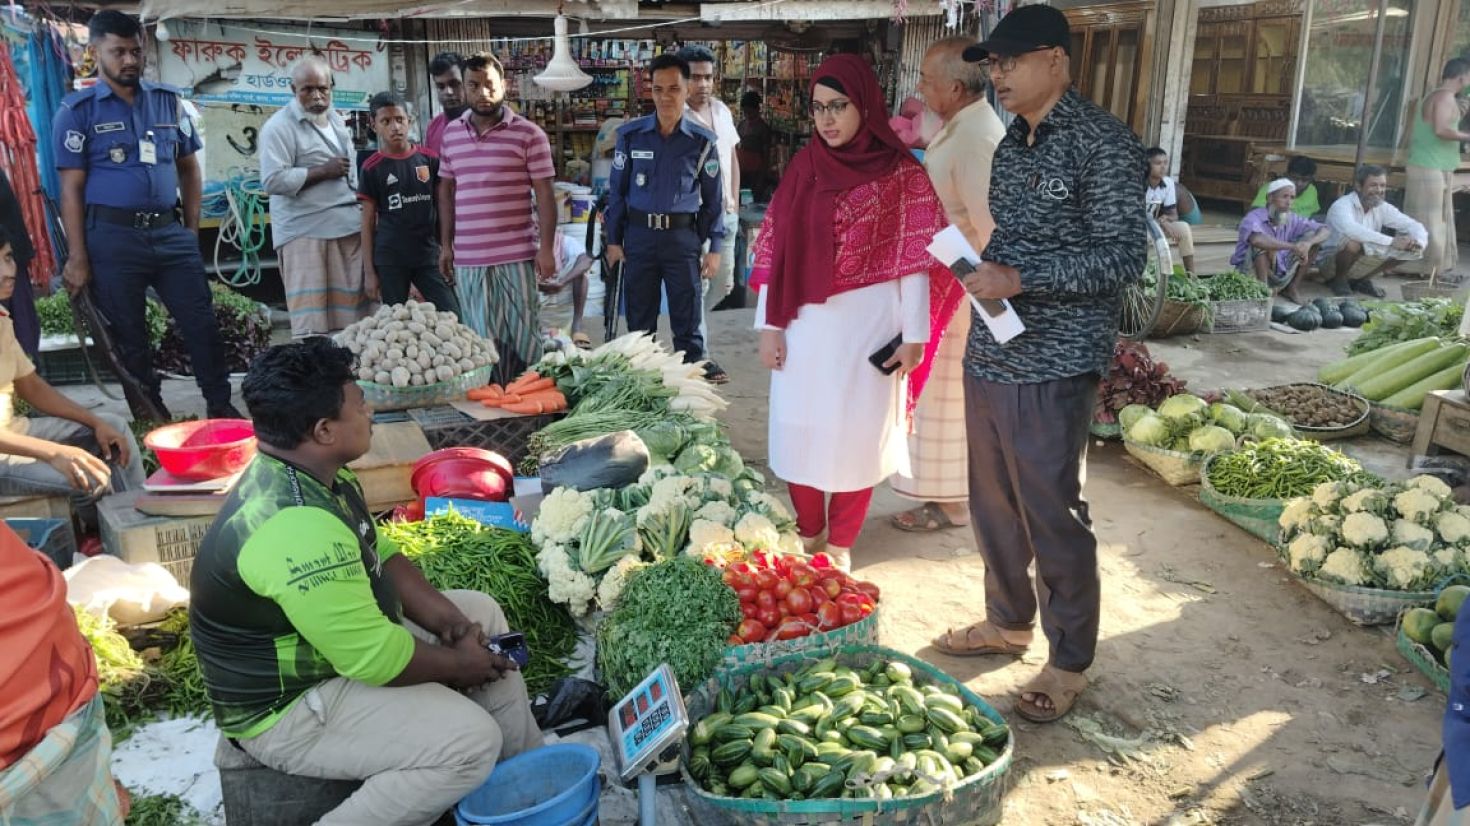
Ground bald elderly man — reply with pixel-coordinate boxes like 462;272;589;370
259;57;371;337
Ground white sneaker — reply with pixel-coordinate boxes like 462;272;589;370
825;545;851;573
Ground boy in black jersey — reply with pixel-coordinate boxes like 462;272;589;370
359;92;461;315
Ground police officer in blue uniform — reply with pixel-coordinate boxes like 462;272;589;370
605;53;724;374
54;11;238;421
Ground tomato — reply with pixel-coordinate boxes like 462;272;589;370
777;601;791;618
856;581;881;601
789;563;817;588
775;579;794;599
837;592;867;607
839;603;863;625
722;568;740;586
727;634;744;645
774;618;809;641
821;578;843;599
751;549;773;570
774;554;796;575
809;585;830;606
736;618;767;643
754;569;781;591
785;587;813;615
757;608;781;629
740;602;759;619
735;586;759;604
756;590;777;610
798;612;820;627
730;561;754;575
817;601;843;629
858;602;875;618
810;552;834;569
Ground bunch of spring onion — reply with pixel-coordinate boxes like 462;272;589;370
538;333;728;421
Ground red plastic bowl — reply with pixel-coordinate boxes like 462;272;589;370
144;419;258;481
411;448;514;504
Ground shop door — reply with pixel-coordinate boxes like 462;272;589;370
1065;2;1153;135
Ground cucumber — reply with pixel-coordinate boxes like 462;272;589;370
945;740;974;763
889;685;926;716
728;762;761;789
845;725;889;751
732;693;759;714
1380;359;1469;410
734;712;782;730
1355;344;1469;400
798;671;836;694
777;718;812;737
896;713;928;734
926;706;968;734
712;740;753;765
757;767;792;796
1318;338;1433;384
1336;338;1442;393
824;675;861;697
810;767;847;798
923;692;965;714
885;661;914;684
751;728;778;764
691;712;732;746
717;688;734;715
756;705;788;720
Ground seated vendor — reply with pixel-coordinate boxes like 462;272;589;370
1;521;127;822
538;227;596;350
1322;164;1427;299
1251;155;1323;219
1231;178;1333;304
0;226;144;524
189;337;542;826
1146;147;1196;274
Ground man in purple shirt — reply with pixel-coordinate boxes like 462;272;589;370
423;52;466;156
1231;177;1332;304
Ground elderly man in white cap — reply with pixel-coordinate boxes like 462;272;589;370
1230;176;1332;304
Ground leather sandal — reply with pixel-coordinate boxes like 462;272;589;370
931;621;1031;657
1015;664;1089;724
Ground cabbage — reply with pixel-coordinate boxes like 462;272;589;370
1127;413;1172;447
1248;413;1295;441
636;421;690;461
1208;402;1248;435
1188;425;1238;454
1118;404;1154;432
674;443;720;474
712;445;745;478
1172;437;1193;452
1158;394;1208;425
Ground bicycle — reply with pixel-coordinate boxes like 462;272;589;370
1118;211;1174;341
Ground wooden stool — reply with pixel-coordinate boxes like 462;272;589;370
1411;390;1470;462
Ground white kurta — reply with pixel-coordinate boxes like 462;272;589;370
757;275;931;492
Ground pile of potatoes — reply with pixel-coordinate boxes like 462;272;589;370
336;300;497;389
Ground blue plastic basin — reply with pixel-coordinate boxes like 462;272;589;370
456;743;600;826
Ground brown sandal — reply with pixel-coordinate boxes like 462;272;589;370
1015;665;1088;723
891;503;967;533
931;622;1031;657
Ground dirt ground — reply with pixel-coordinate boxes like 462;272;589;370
111;261;1447;825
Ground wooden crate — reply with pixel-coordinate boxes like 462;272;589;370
1412;390;1470;459
0;494;72;520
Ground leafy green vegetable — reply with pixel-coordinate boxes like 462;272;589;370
156;283;272;375
1347;298;1462;355
36;292;168;346
125;793;207;826
73;605;161;739
596;557;741;697
155;610;210;719
1201;270;1272;301
380;513;579;695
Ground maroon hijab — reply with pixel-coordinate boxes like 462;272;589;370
760;54;920;328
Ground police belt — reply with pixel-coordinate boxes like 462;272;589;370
629;209;695;231
88;205;180;230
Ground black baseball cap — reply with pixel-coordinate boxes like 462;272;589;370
963;4;1072;62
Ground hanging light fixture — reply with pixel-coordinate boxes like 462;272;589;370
534;13;593;93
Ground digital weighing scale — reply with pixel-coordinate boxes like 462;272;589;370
607;664;689;826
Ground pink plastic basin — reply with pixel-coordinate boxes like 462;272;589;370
144;419;257;481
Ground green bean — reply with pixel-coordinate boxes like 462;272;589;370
1206;438;1379;499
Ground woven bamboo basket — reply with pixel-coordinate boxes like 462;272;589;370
1396;613;1451;693
1243;384;1370;442
1149;300;1210;339
1401;280;1469;303
1369;403;1420;444
1197;453;1285;544
1123;438;1203;486
682;645;1014;826
1276;547;1436;625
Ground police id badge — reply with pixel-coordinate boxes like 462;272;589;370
635;172;647;187
109;145;127;164
704;158;720;178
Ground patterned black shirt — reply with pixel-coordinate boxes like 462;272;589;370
965;89;1146;384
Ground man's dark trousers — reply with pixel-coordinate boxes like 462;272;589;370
622;223;704;362
964;370;1100;673
85;215;232;412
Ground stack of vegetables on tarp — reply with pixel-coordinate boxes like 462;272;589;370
1277;474;1470;624
1120;392;1293;485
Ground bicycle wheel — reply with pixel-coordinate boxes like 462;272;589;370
1119;214;1173;341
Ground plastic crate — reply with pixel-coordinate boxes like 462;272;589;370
1206;297;1271;334
36;347;116;386
8;517;76;569
407;406;563;468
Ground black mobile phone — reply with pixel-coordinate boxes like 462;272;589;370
868;334;904;376
487;632;529;667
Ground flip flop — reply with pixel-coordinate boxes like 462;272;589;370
1015;665;1088;724
703;361;730;385
892;502;967;533
571;332;593;350
931;622;1031;657
1351;279;1386;298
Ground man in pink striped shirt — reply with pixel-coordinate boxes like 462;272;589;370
437;52;558;385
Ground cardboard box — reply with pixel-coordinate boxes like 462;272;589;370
99;490;214;584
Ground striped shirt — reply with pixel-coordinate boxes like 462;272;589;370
439;108;554;267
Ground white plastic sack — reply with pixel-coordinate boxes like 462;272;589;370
65;554;189;627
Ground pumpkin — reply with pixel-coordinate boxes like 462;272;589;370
1287;307;1322;332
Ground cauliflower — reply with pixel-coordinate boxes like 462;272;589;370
1339;488;1386;514
1392;518;1437;551
686;519;738;555
1279;498;1315;532
1287;533;1330;574
637;464;681;487
1394;487;1444;524
1312;481;1347;511
1439;511;1470;545
595;554;649;612
695;500;739;526
1309;513;1342;538
741;491;796;532
1435;547;1461;571
698;475;735;501
1457;505;1470;522
1317;548;1372;586
648;474;699;511
1410;474;1454;499
734;512;781;551
777;531;804;557
1374;546;1435;590
532;487;593;546
537;543;598;616
1340;512;1389;549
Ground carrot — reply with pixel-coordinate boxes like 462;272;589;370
501;399;545;414
467;384;503;401
505;370;542;393
511;377;556;396
518;389;564;403
498;393;523;405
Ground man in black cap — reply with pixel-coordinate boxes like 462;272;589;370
930;3;1145;725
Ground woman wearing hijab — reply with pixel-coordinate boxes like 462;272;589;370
749;55;964;572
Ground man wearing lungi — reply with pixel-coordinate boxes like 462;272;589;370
260;56;370;338
437;52;558;386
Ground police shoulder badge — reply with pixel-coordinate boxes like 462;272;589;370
109;145;127;163
180;115;194;138
64;130;85;154
704;158;720;177
613;150;627;170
